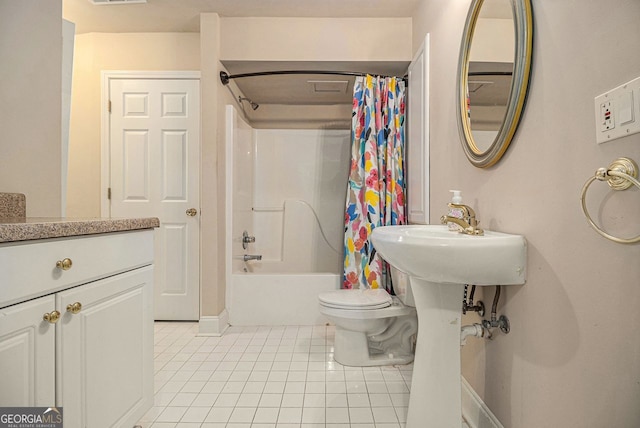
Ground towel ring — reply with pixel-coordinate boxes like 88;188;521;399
580;157;640;244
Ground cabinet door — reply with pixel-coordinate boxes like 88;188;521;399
57;266;153;428
0;296;55;406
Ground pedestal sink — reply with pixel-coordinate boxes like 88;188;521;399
371;225;526;428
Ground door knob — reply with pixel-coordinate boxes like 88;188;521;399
186;208;198;216
242;231;256;249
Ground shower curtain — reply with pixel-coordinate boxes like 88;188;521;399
343;75;406;291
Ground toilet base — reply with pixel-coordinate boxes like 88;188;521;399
333;325;415;367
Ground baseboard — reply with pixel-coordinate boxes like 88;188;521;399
461;377;504;428
197;310;229;336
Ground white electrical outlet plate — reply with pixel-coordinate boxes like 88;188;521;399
595;76;640;144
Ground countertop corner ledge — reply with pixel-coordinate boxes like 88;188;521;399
0;217;160;243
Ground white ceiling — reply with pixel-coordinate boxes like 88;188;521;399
63;0;422;34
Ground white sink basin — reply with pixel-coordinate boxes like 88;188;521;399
371;224;526;285
370;224;527;427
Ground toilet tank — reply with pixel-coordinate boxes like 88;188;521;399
390;265;415;307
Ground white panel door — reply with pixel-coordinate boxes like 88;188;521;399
110;78;200;320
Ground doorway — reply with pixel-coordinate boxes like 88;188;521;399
103;72;200;320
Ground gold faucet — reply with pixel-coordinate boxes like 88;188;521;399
440;203;484;236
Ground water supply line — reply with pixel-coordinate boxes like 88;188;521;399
482;285;511;334
461;285;510;346
462;284;485;316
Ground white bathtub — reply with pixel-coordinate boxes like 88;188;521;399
229;271;340;326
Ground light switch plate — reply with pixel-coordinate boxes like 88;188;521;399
594;76;640;144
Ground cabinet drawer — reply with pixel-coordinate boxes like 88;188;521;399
0;229;153;308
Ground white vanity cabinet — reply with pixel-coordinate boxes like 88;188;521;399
0;229;154;427
0;295;56;405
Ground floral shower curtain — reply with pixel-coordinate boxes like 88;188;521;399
343;75;406;291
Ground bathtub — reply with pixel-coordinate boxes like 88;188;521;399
229;270;341;326
226;198;344;326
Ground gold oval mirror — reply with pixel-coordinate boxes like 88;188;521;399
457;0;533;168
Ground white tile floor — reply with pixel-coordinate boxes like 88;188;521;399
138;322;470;428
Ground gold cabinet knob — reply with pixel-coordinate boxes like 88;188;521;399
66;302;82;314
43;310;61;324
56;258;73;271
186;208;198;217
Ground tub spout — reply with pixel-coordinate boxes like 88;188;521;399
243;254;262;262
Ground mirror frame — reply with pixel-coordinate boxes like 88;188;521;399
456;0;533;168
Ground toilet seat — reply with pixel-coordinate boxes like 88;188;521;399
318;289;392;310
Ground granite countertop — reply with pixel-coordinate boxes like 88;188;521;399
0;217;160;243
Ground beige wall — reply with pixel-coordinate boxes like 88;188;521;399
66;32;200;217
220;17;412;62
199;13;224;317
0;0;62;216
413;0;640;426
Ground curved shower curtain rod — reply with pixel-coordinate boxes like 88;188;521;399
220;70;408;86
468;71;513;76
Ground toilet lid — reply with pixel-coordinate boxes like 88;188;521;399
319;289;392;310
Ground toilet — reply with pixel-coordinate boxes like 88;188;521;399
318;267;418;367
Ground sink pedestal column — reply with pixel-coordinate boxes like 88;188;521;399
406;280;465;428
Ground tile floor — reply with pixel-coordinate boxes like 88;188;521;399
138;322;470;428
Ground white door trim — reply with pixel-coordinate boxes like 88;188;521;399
100;71;201;217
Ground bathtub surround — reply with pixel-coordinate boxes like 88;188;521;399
252;129;349;272
225;107;351;275
226;105;350;325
